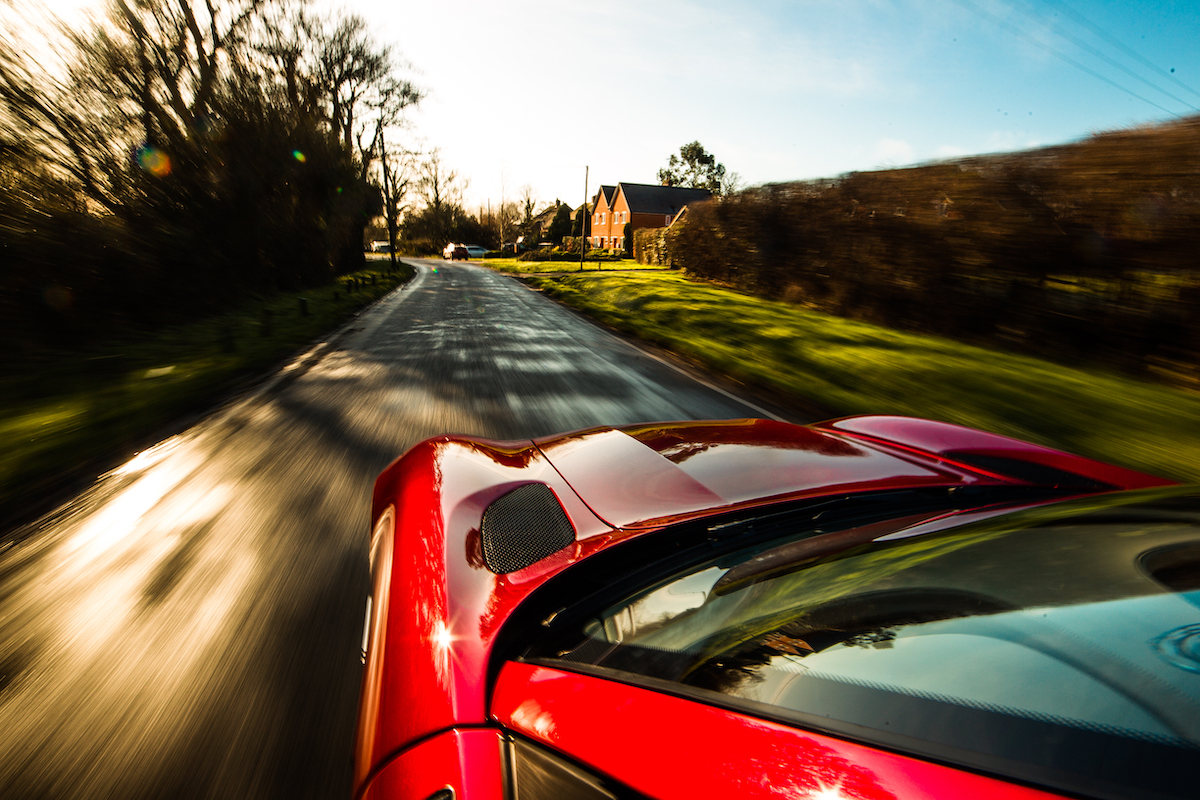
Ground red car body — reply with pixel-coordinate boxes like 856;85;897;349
354;416;1187;800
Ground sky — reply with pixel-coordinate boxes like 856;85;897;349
354;0;1200;212
14;0;1200;212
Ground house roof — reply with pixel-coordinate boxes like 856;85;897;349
616;183;712;216
593;185;616;208
533;203;561;226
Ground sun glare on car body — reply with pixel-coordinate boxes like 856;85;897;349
804;782;850;800
432;621;454;650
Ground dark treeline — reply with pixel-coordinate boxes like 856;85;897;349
0;0;419;359
646;116;1200;383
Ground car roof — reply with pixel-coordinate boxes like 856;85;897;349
532;417;1170;528
534;420;977;528
357;417;1176;783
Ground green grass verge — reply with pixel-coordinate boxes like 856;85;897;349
482;257;662;274
527;271;1200;483
0;259;414;526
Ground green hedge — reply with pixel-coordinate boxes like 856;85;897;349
654;125;1200;388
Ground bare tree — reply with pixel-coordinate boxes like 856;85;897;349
359;75;421;265
416;150;463;210
411;150;463;243
376;144;413;266
0;0;421;329
497;200;519;249
318;15;391;150
518;184;538;224
720;171;745;197
516;183;539;246
0;0;270;212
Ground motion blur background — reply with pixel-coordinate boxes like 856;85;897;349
2;2;1200;798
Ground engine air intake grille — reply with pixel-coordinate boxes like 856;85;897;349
481;484;575;574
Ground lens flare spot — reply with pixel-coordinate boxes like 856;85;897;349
292;150;306;163
43;283;73;311
136;145;171;177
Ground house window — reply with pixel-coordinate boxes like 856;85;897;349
600;213;605;225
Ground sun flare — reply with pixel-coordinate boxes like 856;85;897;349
805;782;850;800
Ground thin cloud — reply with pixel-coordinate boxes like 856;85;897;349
874;138;915;166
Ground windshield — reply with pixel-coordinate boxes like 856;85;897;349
529;488;1200;800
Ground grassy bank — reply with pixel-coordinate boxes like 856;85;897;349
527;271;1200;483
1;260;414;528
482;257;659;274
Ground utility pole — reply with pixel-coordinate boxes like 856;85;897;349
580;165;588;272
500;173;507;254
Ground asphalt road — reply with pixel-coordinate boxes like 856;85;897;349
0;259;788;799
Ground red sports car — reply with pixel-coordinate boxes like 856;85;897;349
354;416;1199;800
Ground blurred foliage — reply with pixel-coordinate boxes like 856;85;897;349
511;250;630;264
0;260;413;529
656;117;1200;386
485;256;644;273
633;225;681;266
0;0;419;363
527;271;1200;484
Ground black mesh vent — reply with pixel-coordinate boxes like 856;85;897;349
481;484;576;574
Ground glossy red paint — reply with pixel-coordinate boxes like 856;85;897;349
537;419;1000;529
359;728;504;800
355;416;1176;798
491;662;1069;800
354;436;616;792
355;506;395;789
533;427;725;526
817;416;1176;490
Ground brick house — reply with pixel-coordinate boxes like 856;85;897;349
590;183;712;250
589;185;617;247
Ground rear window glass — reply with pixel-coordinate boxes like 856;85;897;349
529;489;1200;799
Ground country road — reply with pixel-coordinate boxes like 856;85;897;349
0;259;791;799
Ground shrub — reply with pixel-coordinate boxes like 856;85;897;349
660;127;1200;384
516;249;625;263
